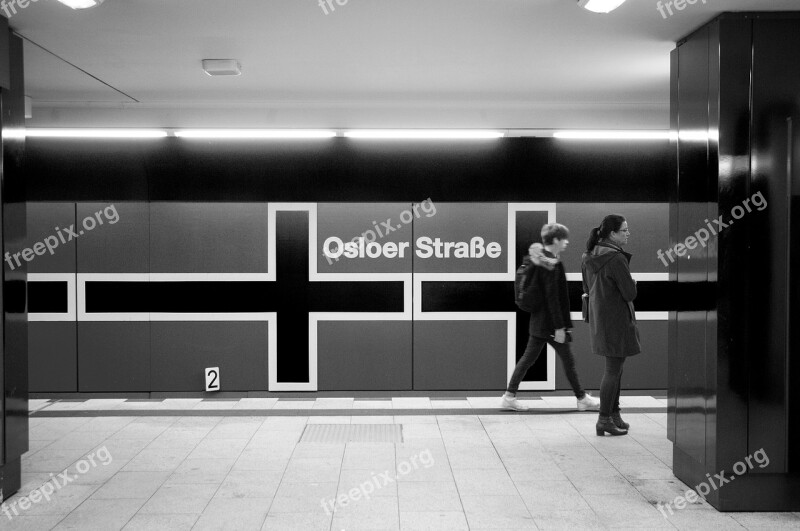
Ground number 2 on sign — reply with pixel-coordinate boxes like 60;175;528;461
205;367;220;392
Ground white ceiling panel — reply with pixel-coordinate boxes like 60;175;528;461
8;0;800;127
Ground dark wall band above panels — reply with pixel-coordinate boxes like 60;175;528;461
24;138;671;203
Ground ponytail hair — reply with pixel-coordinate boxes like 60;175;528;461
586;214;626;252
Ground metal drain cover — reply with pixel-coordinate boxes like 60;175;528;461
300;424;403;443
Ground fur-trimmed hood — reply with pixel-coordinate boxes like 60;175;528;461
528;242;559;271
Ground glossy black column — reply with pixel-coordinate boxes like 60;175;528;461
0;28;27;503
670;12;800;511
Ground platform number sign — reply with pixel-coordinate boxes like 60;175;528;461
205;367;220;392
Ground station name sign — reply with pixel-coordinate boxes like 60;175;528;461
323;236;502;260
317;202;510;274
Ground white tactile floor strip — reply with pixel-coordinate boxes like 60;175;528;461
32;396;668;414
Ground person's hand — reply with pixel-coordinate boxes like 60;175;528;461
554;328;566;344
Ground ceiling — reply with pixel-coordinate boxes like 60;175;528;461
8;0;800;129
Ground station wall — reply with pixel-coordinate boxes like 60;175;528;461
21;138;673;393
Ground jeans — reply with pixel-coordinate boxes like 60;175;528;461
506;335;586;398
599;356;625;416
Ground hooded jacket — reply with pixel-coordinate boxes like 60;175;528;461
581;242;641;357
527;243;572;338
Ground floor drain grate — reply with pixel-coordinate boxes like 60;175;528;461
300;424;403;443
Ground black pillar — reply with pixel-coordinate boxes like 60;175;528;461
669;12;800;511
0;22;27;502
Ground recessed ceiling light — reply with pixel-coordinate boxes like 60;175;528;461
56;0;105;9
202;59;242;76
577;0;626;14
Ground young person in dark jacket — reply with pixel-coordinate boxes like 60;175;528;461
501;223;600;412
581;214;640;436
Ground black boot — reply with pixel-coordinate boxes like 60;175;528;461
596;415;628;436
611;411;629;430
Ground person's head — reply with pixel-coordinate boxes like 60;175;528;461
586;214;629;251
541;223;570;254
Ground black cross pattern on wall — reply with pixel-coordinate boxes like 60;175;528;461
81;211;405;385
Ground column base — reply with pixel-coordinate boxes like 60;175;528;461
0;457;21;502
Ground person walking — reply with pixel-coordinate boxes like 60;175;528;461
581;214;640;436
501;223;600;412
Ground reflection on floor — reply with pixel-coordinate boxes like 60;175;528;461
4;397;799;530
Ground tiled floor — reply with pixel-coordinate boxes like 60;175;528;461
5;397;800;530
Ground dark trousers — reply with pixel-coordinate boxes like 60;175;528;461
506;335;586;398
599;356;625;416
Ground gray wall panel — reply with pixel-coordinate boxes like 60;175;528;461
317;321;412;391
150;322;268;392
150;203;269;273
555;321;668;390
414;321;507;390
29;323;77;393
77;203;148;273
557;203;670;274
23;203;76;273
78;322;150;392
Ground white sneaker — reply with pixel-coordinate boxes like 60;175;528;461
501;395;529;411
577;393;600;411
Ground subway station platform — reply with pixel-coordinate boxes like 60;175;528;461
3;396;798;530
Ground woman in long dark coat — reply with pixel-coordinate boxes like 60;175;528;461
581;214;640;436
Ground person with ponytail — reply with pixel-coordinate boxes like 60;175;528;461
581;215;640;436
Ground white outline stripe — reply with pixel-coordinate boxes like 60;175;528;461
569;311;668;321
565;272;668;282
77;273;149;321
148;273;272;281
506;203;557;390
28;273;76;322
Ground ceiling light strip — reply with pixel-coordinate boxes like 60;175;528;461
20;129;679;141
25;129;168;138
173;129;336;139
344;130;504;139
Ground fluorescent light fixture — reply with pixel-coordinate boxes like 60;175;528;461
173;129;336;139
674;130;714;142
3;129;26;140
577;0;626;13
56;0;105;9
25;129;168;138
553;130;670;140
343;130;504;140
